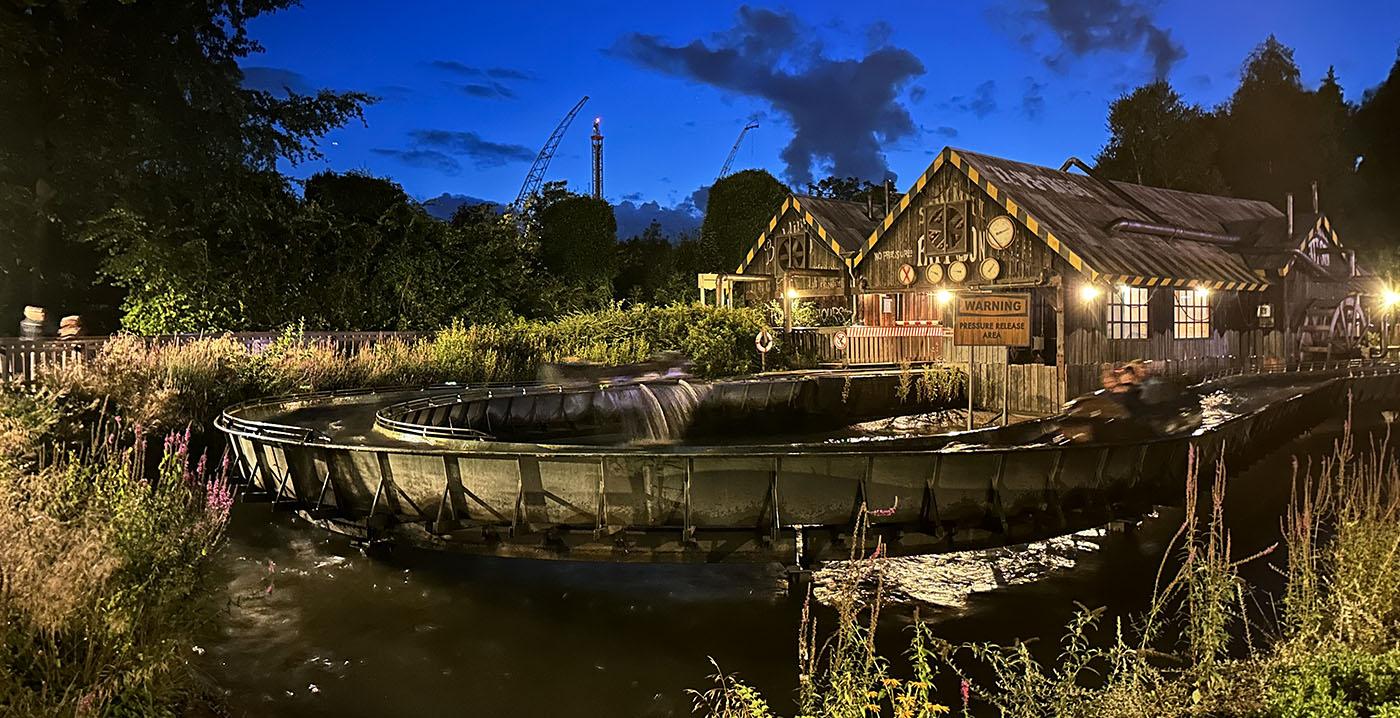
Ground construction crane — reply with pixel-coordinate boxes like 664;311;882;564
513;96;589;210
717;121;759;181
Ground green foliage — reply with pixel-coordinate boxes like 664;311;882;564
537;195;619;284
0;0;371;326
1268;648;1400;718
1094;81;1227;193
700;169;790;272
0;423;233;715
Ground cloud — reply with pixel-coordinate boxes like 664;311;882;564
622;192;645;201
408;130;536;168
1021;77;1046;119
948;80;998;118
371;149;461;175
909;85;927;103
428;60;536;81
459;82;517;100
614;198;704;240
1015;0;1186;80
933;126;959;138
607;6;924;187
240;66;314;96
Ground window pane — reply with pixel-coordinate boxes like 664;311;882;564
1173;289;1211;339
1107;286;1147;339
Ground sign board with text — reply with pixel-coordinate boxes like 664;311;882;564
954;293;1031;346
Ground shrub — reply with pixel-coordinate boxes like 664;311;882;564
0;424;233;715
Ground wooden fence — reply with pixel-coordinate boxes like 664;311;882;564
1;331;430;384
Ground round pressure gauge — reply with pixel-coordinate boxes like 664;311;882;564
979;257;1002;281
986;215;1017;250
925;263;944;284
948;260;969;283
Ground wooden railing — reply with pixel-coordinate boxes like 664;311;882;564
1;331;431;384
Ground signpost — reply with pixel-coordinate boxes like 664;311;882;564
832;329;848;351
954;292;1031;429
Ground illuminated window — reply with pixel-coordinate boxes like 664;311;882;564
1107;286;1148;339
1173;289;1212;339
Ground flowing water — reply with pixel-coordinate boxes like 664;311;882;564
197;412;1378;717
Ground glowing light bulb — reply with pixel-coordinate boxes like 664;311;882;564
785;288;798;299
1079;284;1101;302
1383;289;1400;308
1195;286;1211;298
935;289;953;305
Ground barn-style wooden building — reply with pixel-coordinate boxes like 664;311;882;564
703;147;1382;413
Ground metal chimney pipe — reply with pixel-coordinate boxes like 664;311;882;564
1312;181;1319;213
883;180;890;217
1287;193;1294;237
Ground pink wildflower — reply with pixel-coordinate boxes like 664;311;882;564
961;679;970;707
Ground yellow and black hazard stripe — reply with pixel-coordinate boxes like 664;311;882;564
1094;274;1270;292
734;196;852;274
852;147;1270;292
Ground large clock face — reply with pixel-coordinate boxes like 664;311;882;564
947;261;968;283
986;215;1017;250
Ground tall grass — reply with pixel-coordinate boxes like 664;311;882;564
0;419;233;716
692;415;1400;717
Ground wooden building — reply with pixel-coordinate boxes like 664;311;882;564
706;147;1382;413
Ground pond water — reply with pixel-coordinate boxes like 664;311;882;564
197;413;1375;716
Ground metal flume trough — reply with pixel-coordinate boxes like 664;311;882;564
217;366;1400;564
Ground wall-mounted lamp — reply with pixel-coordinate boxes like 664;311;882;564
785;288;798;300
1194;286;1211;299
935;289;954;305
1079;284;1101;302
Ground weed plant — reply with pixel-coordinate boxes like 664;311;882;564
0;420;233;716
693;414;1400;717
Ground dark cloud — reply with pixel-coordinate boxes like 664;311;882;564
371;149;461;175
933;126;959;138
240;66;314;96
909;85;927;103
686;186;710;213
408;130;535;168
948;80;998;118
428;60;536;81
1021;77;1046;119
1020;0;1185;79
375;85;414;102
460;82;517;100
614;198;704;240
622;192;645;201
607;6;924;187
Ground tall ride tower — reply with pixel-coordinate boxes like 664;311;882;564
590;117;603;200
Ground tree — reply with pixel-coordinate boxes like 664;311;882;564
0;0;370;329
1094;81;1228;193
1353;48;1400;265
699;169;789;272
537;194;618;284
616;220;676;303
1216;36;1346;209
805;175;900;208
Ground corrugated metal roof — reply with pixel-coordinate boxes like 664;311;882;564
794;195;882;254
953;149;1282;289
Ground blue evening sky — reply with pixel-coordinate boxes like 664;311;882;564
241;1;1400;214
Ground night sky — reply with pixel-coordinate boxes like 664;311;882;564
241;0;1400;226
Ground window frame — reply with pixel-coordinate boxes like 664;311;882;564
1107;286;1149;340
1173;289;1212;340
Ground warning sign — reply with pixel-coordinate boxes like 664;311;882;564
954;293;1030;347
897;263;916;286
832;329;849;350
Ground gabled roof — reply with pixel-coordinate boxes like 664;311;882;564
1225;213;1346;275
853;147;1282;291
735;194;882;274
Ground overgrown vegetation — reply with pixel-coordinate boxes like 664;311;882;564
31;306;768;435
0;411;233;716
694;417;1400;717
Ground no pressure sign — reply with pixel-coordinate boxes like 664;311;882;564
832;329;849;351
954;293;1031;346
